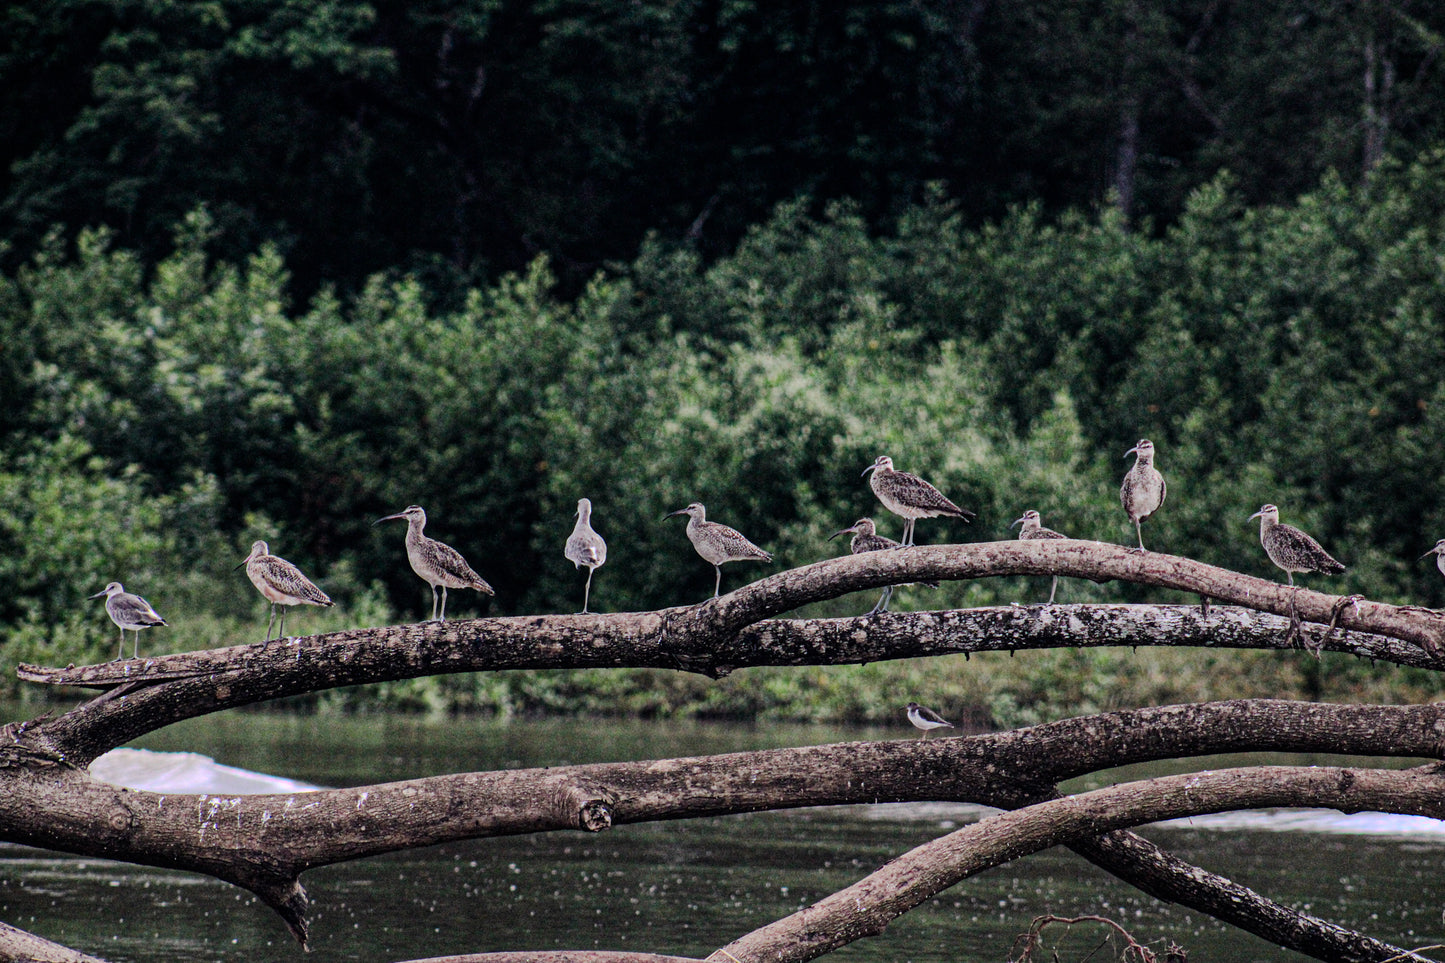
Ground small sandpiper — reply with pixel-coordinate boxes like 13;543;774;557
240;540;334;640
905;702;955;739
863;455;975;547
374;505;494;621
1120;439;1166;552
829;516;937;615
90;582;167;661
666;502;771;599
1011;509;1067;604
564;497;607;613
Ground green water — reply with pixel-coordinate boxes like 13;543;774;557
2;712;1444;962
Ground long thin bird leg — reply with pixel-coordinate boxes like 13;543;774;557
265;604;277;642
869;585;893;615
581;568;594;614
713;566;722;599
277;607;287;640
115;629;124;662
1047;575;1058;605
440;586;449;622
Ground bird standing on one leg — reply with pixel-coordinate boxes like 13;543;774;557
374;505;494;621
240;540;333;641
905;702;955;740
863;455;974;547
665;502;771;599
89;582;167;661
564;497;607;614
1011;509;1068;604
1120;439;1166;552
829;516;938;615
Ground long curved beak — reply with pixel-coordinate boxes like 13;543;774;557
1123;445;1139;458
828;528;854;541
663;509;688;521
1421;549;1440;560
373;513;405;526
860;464;877;477
1247;509;1264;521
1010;516;1026;529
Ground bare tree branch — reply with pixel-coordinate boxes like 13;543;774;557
714;765;1445;963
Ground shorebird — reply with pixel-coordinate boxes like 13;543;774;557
564;497;607;613
1249;504;1346;587
1421;539;1445;582
89;582;167;661
829;517;938;614
1120;439;1166;552
240;540;333;641
665;502;771;599
374;505;494;621
1011;509;1067;604
862;455;974;546
905;701;955;739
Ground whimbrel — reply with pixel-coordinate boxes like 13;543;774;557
1120;439;1166;551
89;582;167;661
905;701;954;740
240;540;333;641
1421;539;1445;581
1011;509;1067;604
665;502;771;599
829;516;938;614
863;456;974;546
374;505;494;621
564;497;607;613
1249;504;1346;586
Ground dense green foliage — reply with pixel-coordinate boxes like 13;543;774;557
5;1;1445;298
7;153;1445;718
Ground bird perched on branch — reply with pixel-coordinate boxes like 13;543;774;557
1249;504;1346;587
90;582;167;661
665;502;771;600
1011;509;1068;604
905;702;954;739
564;497;607;614
374;505;494;621
240;540;333;641
1120;439;1166;552
863;455;974;547
1421;539;1445;583
829;516;938;615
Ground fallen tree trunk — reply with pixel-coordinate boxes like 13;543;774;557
4;540;1444;961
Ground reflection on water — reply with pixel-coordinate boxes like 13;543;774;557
3;713;1444;962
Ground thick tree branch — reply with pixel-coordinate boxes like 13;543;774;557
713;765;1445;963
0;921;108;963
19;542;1445;767
3;700;1441;951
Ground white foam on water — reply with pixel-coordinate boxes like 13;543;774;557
88;747;322;795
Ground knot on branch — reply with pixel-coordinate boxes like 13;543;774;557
557;784;616;832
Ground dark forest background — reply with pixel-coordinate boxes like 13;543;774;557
5;0;1445;720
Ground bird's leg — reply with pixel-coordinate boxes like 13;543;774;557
1047;575;1059;605
713;566;722;599
131;631;139;660
903;518;915;547
440;586;449;622
265;603;277;642
277;606;287;640
581;568;593;614
115;629;125;662
869;585;893;615
1128;520;1146;554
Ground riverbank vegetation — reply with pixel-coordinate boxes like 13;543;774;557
7;156;1445;718
7;2;1445;720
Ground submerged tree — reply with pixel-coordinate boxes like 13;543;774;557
4;538;1445;962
